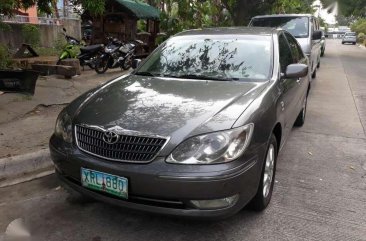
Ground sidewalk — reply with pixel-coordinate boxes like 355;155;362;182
0;68;124;158
0;68;125;186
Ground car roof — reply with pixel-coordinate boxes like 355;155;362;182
174;27;278;37
252;14;313;18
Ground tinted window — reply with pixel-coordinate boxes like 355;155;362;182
278;34;293;73
251;17;309;38
345;32;356;36
136;35;273;81
284;32;304;63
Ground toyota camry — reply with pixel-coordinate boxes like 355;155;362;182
50;27;310;219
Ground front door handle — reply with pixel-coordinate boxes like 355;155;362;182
296;78;301;84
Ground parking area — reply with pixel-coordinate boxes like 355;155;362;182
0;39;365;241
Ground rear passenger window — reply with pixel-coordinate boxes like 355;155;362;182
278;34;293;74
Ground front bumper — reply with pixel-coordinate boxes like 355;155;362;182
50;135;264;219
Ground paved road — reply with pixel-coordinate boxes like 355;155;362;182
1;40;366;241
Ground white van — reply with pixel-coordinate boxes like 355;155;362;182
249;14;322;78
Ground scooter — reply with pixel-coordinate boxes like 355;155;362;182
94;37;142;74
57;28;104;69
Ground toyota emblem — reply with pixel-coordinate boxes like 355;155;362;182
103;131;119;144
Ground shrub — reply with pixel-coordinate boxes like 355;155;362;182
0;43;11;69
54;35;67;51
21;24;40;47
358;33;365;43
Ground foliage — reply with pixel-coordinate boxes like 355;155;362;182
21;24;40;46
272;0;313;14
351;18;366;35
0;21;12;32
321;0;366;18
54;35;67;51
0;44;12;69
34;46;59;56
357;33;365;43
0;0;52;16
69;0;105;16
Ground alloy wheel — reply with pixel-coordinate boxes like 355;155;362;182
263;144;275;198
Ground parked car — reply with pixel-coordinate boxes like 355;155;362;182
50;27;310;219
321;30;326;57
249;14;322;78
342;32;357;45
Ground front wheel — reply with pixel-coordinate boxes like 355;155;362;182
249;134;278;211
311;68;317;78
95;56;110;74
294;94;307;127
122;56;132;70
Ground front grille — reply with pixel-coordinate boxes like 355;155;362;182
75;125;167;163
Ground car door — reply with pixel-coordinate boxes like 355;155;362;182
284;32;309;119
278;33;299;140
311;17;321;71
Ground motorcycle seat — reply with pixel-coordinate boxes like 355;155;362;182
80;44;103;52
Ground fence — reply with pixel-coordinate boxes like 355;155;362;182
0;15;79;26
0;18;81;48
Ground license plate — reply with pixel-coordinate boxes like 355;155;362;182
81;168;128;199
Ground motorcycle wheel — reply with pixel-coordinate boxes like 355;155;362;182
87;63;95;69
122;57;132;70
95;57;109;74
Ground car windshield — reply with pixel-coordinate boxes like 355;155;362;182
135;35;272;81
251;17;309;38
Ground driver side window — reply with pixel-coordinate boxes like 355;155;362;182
278;33;293;74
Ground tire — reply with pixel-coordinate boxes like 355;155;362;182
342;42;344;45
294;94;307;127
249;134;278;211
87;63;95;69
317;60;320;69
320;50;324;57
95;56;110;74
311;68;317;78
122;59;132;70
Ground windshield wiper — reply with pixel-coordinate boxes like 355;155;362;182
134;71;159;77
164;74;236;81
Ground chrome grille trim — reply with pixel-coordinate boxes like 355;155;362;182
75;124;169;163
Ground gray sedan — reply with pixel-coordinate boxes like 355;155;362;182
50;27;310;219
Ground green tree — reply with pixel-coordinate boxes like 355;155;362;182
272;0;313;14
0;0;52;16
321;0;366;17
351;18;366;34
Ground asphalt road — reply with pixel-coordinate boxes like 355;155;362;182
1;40;366;241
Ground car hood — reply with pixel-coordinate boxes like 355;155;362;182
72;74;268;148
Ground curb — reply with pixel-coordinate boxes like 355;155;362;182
0;149;54;188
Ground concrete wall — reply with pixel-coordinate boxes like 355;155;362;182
0;19;81;49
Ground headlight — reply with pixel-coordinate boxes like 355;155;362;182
55;109;73;143
166;124;254;164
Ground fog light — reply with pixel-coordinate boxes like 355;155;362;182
190;195;239;210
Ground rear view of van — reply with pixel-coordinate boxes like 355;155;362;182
249;14;322;79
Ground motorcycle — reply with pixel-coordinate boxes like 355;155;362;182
57;28;104;69
95;37;142;74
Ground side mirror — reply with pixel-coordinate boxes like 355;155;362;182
132;59;142;69
285;64;308;79
312;30;322;40
321;36;325;40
